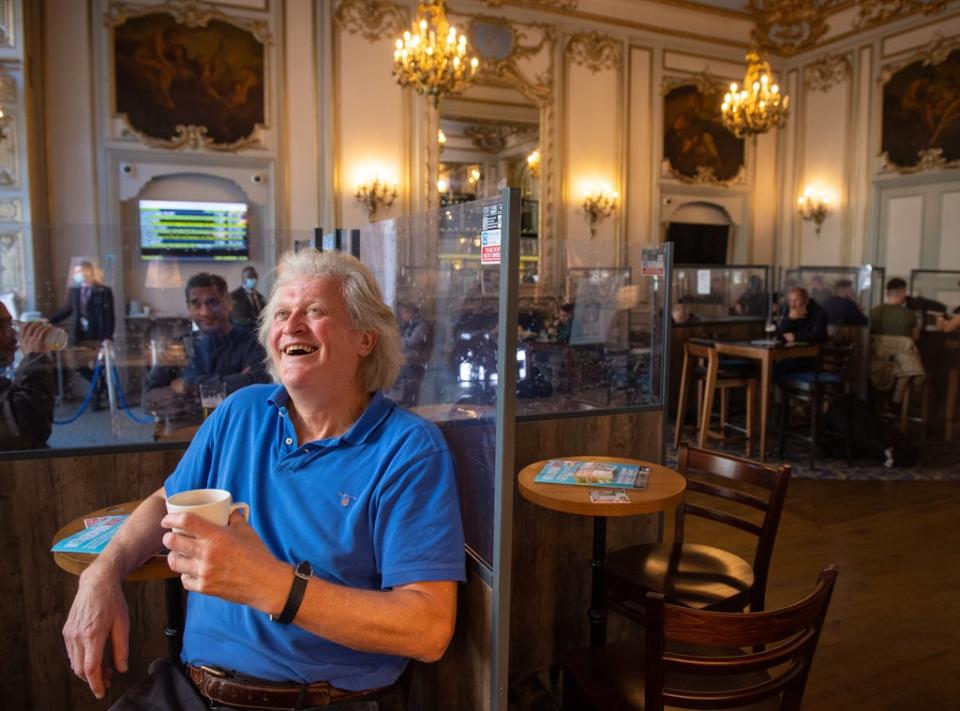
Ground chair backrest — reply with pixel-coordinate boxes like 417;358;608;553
676;444;792;610
816;342;854;378
643;565;839;711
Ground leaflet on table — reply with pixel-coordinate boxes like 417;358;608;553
535;460;649;489
51;515;129;554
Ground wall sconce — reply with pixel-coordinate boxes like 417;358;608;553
468;168;480;185
437;128;446;146
582;185;618;238
355;172;398;219
436;178;449;194
797;186;829;235
526;148;541;178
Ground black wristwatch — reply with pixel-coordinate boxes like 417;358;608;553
270;561;311;624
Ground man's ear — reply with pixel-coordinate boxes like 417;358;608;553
358;330;377;357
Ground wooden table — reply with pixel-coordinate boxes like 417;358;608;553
705;340;820;462
51;500;183;660
517;457;686;645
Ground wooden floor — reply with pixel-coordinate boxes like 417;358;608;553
684;479;960;710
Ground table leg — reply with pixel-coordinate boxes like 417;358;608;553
588;516;607;646
674;348;691;449
163;578;184;661
759;354;772;462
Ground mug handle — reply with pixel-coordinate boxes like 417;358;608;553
229;502;250;522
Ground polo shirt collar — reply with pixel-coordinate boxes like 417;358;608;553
266;387;392;446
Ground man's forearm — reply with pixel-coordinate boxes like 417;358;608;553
85;490;167;582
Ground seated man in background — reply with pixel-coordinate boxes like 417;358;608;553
0;304;56;449
774;287;828;382
733;274;768;317
776;287;829;345
143;273;270;426
824;279;868;326
63;250;465;709
392;300;433;406
229;265;266;332
870;277;919;340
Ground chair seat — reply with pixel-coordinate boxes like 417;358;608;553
782;370;843;390
606;543;754;612
693;360;759;379
563;640;777;711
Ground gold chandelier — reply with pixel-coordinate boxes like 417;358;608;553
721;48;789;138
393;0;479;107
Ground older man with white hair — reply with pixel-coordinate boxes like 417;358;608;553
63;251;465;710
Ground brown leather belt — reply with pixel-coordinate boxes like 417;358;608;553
187;664;387;709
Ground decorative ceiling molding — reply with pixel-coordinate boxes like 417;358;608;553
853;0;947;29
566;31;622;73
105;1;271;44
803;52;851;92
461;121;537;152
748;0;839;57
334;0;407;42
482;0;578;9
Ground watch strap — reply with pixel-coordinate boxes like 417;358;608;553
270;561;311;624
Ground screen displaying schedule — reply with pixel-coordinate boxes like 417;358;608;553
139;199;249;261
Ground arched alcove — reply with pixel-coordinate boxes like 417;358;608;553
664;201;735;265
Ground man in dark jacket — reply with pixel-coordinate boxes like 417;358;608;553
0;304;55;449
777;287;829;344
50;260;115;407
50;260;115;343
228;265;266;332
144;273;269;429
775;287;829;382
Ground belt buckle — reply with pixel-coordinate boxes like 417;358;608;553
199;665;228;678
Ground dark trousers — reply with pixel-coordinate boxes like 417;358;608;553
109;659;384;711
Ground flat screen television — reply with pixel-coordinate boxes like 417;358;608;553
139;199;249;261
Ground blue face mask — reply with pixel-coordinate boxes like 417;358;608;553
244;278;258;290
72;272;85;285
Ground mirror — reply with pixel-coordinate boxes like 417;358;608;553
439;85;540;284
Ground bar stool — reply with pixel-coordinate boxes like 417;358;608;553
674;340;758;456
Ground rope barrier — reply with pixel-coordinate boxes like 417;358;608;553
53;362;101;425
111;365;155;424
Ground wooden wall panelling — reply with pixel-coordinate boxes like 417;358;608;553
0;448;181;710
413;566;491;711
509;411;663;673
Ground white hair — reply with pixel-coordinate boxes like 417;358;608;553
258;251;403;392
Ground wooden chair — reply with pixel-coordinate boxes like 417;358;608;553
606;445;791;616
674;340;758;456
562;565;839;711
777;342;854;469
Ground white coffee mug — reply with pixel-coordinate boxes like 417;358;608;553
165;488;250;535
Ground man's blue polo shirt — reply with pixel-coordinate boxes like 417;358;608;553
165;385;466;690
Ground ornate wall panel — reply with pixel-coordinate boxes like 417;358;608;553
879;35;960;173
0;228;24;294
105;0;272;151
803;51;852;92
333;0;406;42
0;0;14;50
566;30;622;73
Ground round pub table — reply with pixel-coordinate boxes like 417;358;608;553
518;456;686;645
51;500;183;660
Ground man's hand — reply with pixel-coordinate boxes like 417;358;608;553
62;565;131;700
787;305;807;320
162;511;288;612
169;378;187;396
18;321;53;355
783;332;797;343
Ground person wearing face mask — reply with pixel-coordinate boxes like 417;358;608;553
49;259;116;407
229;265;266;332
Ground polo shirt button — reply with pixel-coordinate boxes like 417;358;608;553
285;437;293;445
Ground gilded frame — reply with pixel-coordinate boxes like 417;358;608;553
105;0;272;151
